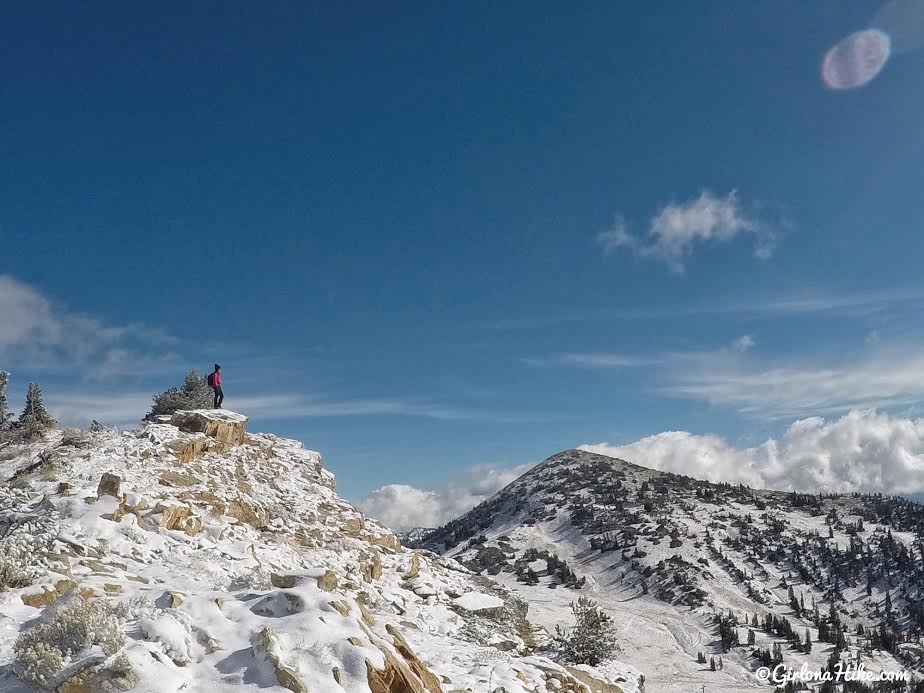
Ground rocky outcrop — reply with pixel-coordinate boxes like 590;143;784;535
170;409;247;446
251;627;308;693
566;666;628;693
385;624;443;693
21;579;76;608
366;649;443;693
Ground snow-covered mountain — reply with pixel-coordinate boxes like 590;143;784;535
0;414;641;693
422;449;924;692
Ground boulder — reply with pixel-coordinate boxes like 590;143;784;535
316;570;338;592
251;627;308;693
362;552;383;583
151;502;201;534
366;636;444;693
386;624;443;693
170;410;247;445
227;497;269;529
96;473;121;499
270;573;300;589
165;436;210;463
21;579;76;608
56;655;138;693
403;553;421;580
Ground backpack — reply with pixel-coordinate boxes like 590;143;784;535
207;372;215;387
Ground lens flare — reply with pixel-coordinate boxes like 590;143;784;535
821;29;892;90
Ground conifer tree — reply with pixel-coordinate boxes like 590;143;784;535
0;370;11;428
146;369;214;419
18;382;56;434
553;597;618;666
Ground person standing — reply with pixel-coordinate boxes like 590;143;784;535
207;364;223;408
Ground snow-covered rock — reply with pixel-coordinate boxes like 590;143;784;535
452;592;504;612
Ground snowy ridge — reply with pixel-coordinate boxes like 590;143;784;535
424;449;924;692
0;413;639;693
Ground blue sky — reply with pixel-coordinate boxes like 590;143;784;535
4;2;924;517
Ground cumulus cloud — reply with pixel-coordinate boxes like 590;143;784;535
581;409;924;496
597;190;773;272
358;463;533;532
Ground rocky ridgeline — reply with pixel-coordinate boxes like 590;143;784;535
0;411;638;693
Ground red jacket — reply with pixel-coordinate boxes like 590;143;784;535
208;371;222;387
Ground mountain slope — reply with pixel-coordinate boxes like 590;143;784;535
0;416;640;693
423;449;924;691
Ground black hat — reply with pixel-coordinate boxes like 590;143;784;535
215;364;221;370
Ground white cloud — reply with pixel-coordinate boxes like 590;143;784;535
595;217;637;253
597;190;773;272
45;391;155;428
581;409;924;496
732;335;756;352
358;463;533;532
664;351;924;419
235;393;526;422
485;287;924;332
522;353;661;369
0;275;177;376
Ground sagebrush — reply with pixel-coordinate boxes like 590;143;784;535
14;598;146;687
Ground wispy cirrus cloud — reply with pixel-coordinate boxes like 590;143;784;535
3;275;523;427
233;393;528;422
482;287;924;332
597;190;775;273
528;334;924;420
663;351;924;419
45;389;531;429
521;353;663;369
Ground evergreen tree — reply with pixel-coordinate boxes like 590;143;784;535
553;597;618;666
0;370;11;428
146;369;214;419
18;382;56;436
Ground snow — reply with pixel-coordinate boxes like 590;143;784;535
0;418;634;693
434;448;922;692
452;592;504;612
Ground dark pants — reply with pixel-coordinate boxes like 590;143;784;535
213;386;224;408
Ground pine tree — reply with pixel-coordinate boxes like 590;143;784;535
0;370;11;428
146;369;214;419
553;597;618;666
18;382;56;436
